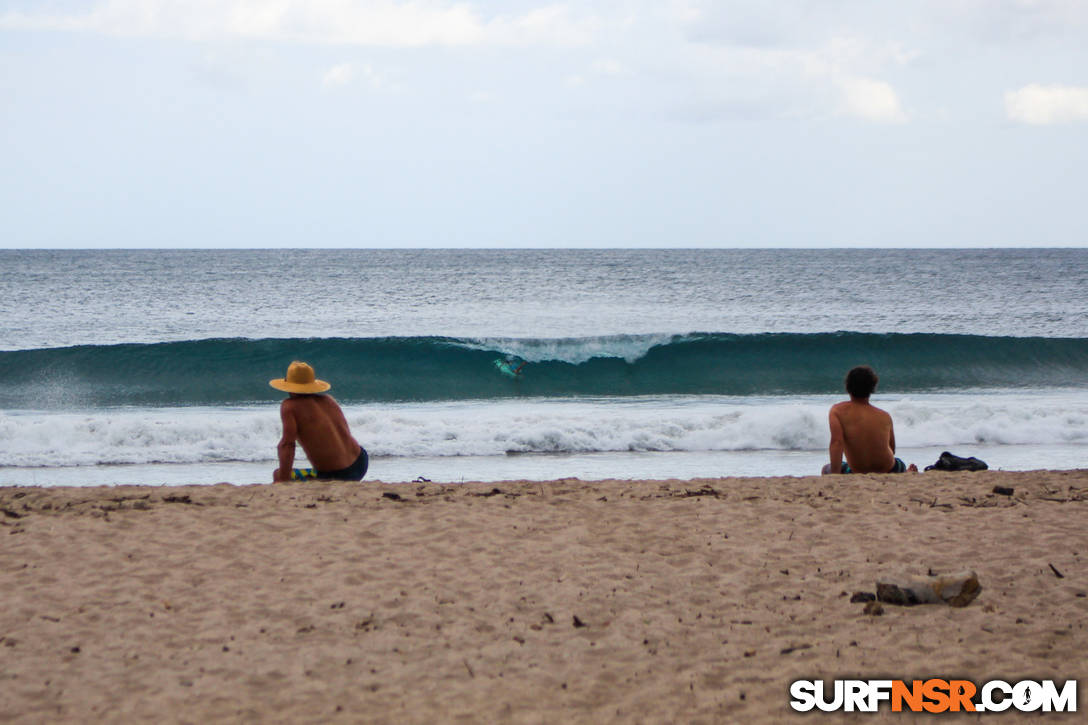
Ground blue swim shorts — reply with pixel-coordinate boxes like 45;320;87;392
840;457;907;474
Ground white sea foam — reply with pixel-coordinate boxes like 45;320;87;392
2;392;1086;469
460;334;684;364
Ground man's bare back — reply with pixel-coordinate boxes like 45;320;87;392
276;395;361;481
823;365;916;475
828;399;897;474
269;361;366;482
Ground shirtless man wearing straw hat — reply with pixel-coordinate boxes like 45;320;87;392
270;361;368;482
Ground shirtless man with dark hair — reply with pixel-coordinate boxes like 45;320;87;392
269;361;368;482
822;365;917;475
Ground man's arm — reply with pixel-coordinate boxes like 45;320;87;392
274;403;298;482
889;421;897;454
828;408;845;474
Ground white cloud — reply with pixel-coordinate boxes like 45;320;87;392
640;3;918;124
190;50;254;91
321;61;392;90
591;58;624;76
681;0;804;48
0;0;596;47
321;63;356;88
940;0;1088;44
837;76;907;123
489;4;595;46
1005;83;1088;125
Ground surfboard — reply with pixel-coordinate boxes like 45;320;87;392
493;359;522;378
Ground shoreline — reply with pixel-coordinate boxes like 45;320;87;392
2;470;1086;722
5;441;1086;488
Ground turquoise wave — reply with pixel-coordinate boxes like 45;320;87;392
2;333;1087;408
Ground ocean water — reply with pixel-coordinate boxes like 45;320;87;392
1;249;1085;486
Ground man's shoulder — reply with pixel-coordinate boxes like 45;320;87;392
831;399;891;420
281;396;319;412
829;400;853;415
292;394;343;412
866;402;893;420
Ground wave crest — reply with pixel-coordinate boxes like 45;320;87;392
1;332;1086;408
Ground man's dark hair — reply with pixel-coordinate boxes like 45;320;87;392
845;365;878;399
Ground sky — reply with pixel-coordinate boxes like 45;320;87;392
1;0;1087;248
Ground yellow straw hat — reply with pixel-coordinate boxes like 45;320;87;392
269;361;331;394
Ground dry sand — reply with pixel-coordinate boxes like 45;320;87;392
2;469;1087;723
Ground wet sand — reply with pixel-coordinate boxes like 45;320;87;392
2;469;1086;723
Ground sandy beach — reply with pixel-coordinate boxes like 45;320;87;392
2;469;1086;723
